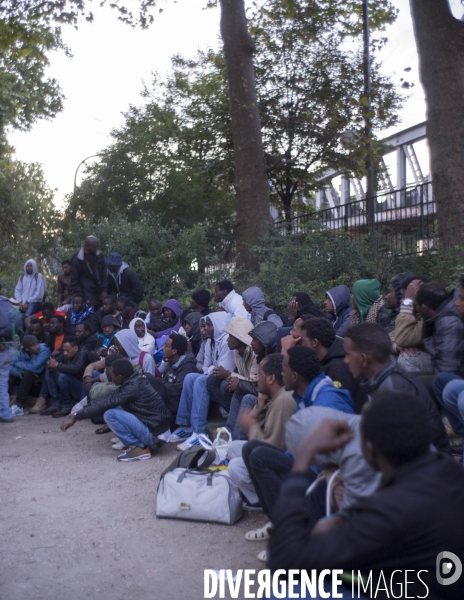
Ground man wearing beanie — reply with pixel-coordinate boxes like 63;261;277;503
106;253;144;305
190;290;212;316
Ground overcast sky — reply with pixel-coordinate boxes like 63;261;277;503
6;0;463;207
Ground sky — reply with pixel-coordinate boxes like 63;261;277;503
6;0;464;207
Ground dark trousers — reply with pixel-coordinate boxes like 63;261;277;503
242;440;316;520
206;375;233;413
9;371;42;407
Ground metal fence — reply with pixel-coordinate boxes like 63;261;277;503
277;181;437;255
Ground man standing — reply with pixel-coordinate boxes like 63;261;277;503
106;252;144;305
15;259;46;316
70;236;107;308
57;260;73;307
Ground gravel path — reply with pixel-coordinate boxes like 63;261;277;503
1;415;267;600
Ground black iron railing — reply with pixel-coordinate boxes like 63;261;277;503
276;182;437;255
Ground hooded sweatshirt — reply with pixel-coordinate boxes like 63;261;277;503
236;320;278;397
205;311;235;373
224;317;258;381
154;299;183;339
15;259;46;304
350;278;381;323
219;289;249;319
293;373;355;414
325;285;351;336
114;329;155;375
242;286;283;329
184;311;203;356
285;406;381;508
107;262;144;304
129;317;155;355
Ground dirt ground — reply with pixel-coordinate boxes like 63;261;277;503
0;415;268;600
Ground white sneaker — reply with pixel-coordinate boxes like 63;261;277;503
176;432;212;452
11;405;24;417
169;426;193;443
111;437;120;444
112;441;128;450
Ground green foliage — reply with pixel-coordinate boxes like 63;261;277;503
57;213;232;304
242;223;434;310
68;1;402;223
0;149;60;295
64;52;235;241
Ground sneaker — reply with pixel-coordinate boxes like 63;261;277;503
242;500;263;512
257;550;267;563
177;432;212;452
112;441;128;451
111;437;120;444
11;405;24;417
117;446;151;462
169;426;193;443
29;396;47;414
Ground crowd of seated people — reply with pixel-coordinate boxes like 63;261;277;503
2;240;464;599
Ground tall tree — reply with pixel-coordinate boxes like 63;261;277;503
219;0;271;272
409;0;464;255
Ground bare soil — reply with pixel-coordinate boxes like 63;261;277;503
0;415;267;600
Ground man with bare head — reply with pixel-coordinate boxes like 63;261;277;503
70;235;108;309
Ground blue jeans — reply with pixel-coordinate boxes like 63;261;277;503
104;407;155;449
25;301;42;316
0;346;16;419
46;370;85;408
226;393;257;440
441;379;464;447
432;373;464;438
175;372;210;433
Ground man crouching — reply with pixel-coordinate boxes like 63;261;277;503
61;359;171;462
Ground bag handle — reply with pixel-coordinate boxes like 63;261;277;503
176;469;216;484
213;428;232;446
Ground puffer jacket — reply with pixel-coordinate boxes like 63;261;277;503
422;290;464;374
326;285;351;337
364;361;450;454
285;406;381;508
75;371;171;437
55;349;88;379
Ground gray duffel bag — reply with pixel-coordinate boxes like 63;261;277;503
156;468;243;525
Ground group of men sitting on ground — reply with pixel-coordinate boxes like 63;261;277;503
1;238;464;599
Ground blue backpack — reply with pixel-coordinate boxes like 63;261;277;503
0;297;23;341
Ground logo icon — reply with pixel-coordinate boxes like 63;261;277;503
436;551;462;586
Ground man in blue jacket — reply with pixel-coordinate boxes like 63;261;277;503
10;335;51;417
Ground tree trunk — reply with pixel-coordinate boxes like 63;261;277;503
409;0;464;255
219;0;271;273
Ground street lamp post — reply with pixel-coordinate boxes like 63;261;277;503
73;154;101;194
362;0;376;233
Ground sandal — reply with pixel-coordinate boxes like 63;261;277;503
95;425;110;434
245;521;272;541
